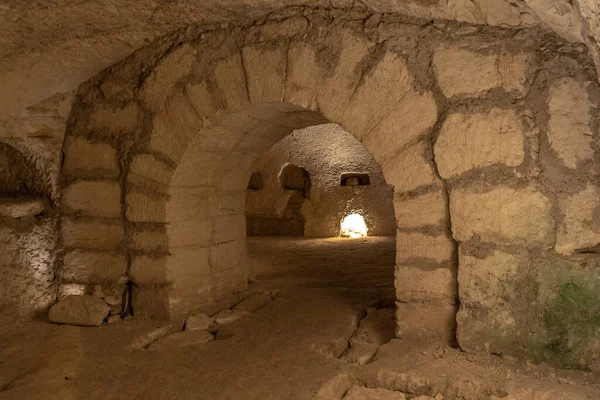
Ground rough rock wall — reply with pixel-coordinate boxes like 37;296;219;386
57;7;600;368
0;144;56;324
246;123;395;237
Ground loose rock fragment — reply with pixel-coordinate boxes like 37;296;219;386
128;321;185;349
341;343;379;365
185;313;210;331
210;309;251;326
48;295;110;327
107;315;121;324
148;331;214;350
232;292;272;312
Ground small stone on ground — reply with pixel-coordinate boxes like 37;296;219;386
128;322;184;349
341;343;379;365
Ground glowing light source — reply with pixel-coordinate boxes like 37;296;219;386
340;213;368;238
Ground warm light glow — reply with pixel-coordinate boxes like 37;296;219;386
340;213;368;238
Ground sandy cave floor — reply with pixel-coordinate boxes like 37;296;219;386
1;237;600;399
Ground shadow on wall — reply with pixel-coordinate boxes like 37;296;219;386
246;163;311;237
245;124;396;238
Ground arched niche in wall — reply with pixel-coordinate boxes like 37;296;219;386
247;171;263;190
279;163;311;197
340;173;370;186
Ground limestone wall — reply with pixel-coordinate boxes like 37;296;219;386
246;123;395;237
0;144;56;324
53;8;600;368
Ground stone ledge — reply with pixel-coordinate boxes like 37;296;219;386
0;197;45;218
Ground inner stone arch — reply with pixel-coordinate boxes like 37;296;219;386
131;103;331;318
245;123;396;239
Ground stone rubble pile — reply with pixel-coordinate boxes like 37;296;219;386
129;291;275;349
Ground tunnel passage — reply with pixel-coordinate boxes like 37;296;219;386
246;123;395;238
57;9;600;369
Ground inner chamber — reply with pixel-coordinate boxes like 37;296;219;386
244;123;396;295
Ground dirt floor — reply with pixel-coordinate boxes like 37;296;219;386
1;237;600;399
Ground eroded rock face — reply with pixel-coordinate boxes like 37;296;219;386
48;295;110;326
556;184;600;254
457;249;528;356
185;313;210;331
528;255;600;369
435;109;526;178
433;46;531;98
450;186;554;248
547;78;595;169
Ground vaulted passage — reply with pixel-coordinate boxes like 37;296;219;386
2;6;600;399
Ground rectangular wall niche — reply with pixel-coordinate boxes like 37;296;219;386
340;172;370;186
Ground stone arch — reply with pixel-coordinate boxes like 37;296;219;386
60;16;463;341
